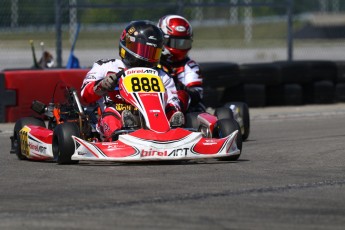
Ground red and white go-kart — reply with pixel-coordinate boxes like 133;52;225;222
10;67;243;164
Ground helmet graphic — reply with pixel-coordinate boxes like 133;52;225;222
119;20;163;68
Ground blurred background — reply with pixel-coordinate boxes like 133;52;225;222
1;0;345;69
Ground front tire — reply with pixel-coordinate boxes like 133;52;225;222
53;122;80;164
213;118;242;161
12;117;46;160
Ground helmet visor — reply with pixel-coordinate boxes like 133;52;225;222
126;41;162;63
165;37;192;50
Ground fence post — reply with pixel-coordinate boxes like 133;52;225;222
55;0;62;68
287;0;293;61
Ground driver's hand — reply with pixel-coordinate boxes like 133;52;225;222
100;74;118;90
93;74;118;96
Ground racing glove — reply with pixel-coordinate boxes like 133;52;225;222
93;73;118;96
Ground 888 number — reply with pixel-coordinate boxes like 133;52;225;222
131;77;161;92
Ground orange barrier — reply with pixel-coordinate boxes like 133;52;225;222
3;69;89;122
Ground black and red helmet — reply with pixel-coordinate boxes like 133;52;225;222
157;15;193;63
119;20;163;68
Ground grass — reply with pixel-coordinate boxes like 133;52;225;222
1;21;343;50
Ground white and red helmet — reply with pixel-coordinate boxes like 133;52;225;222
157;15;193;63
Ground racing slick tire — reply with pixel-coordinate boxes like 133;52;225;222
213;118;243;161
214;107;234;120
12;117;46;160
224;102;250;141
53;122;80;165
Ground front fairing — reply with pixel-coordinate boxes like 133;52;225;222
118;68;170;133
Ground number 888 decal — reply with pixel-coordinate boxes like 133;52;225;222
123;74;165;93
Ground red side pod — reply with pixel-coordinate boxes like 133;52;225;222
192;137;229;155
197;113;218;132
27;125;53;144
92;140;139;158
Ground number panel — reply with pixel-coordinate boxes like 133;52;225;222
123;74;165;93
19;126;30;157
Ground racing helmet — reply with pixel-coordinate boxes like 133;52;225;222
157;15;193;63
119;20;164;68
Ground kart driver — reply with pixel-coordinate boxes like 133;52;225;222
81;20;184;141
157;15;204;113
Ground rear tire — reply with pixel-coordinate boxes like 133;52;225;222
53;122;80;164
213;118;242;161
12;117;46;160
214;107;234;120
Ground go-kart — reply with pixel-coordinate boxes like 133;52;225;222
10;67;242;164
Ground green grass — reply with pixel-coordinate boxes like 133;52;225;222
1;21;341;50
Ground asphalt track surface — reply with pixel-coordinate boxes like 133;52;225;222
0;104;345;230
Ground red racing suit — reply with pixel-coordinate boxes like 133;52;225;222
160;57;203;112
81;58;181;140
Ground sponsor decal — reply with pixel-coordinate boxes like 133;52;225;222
141;149;167;157
115;103;136;111
78;151;88;155
175;26;186;32
107;144;122;149
168;148;189;157
29;142;47;154
140;147;190;157
203;140;218;146
101;143;128;149
126;68;158;75
140;93;158;97
86;74;96;80
128;27;135;34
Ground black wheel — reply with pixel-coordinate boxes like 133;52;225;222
224;102;250;141
12;117;46;160
213;118;242;161
185;112;202;130
53;122;80;164
214;107;234;120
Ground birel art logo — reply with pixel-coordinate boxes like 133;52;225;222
29;143;47;154
141;148;189;157
141;149;167;157
126;68;157;75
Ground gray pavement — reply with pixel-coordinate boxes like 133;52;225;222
0;104;344;229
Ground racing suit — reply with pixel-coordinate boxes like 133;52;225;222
81;58;181;141
160;57;203;113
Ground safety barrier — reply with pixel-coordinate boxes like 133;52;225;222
201;60;345;108
1;69;88;122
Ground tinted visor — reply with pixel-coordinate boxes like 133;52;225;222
165;37;192;50
126;41;162;62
